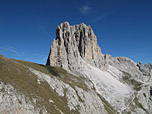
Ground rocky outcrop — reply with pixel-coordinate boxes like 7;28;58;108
46;22;104;71
46;21;151;82
137;62;151;77
46;22;151;82
145;63;152;70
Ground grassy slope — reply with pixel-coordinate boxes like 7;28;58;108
14;59;88;91
0;55;82;113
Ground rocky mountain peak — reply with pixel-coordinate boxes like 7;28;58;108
47;22;104;70
1;21;152;114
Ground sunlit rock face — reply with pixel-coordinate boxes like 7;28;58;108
46;22;105;71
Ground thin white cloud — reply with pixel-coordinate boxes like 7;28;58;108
79;5;91;15
39;25;51;38
0;46;20;56
91;11;114;23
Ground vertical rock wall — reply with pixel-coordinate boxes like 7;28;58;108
46;22;104;70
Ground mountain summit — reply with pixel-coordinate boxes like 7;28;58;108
46;22;105;70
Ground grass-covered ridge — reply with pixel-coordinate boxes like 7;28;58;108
15;59;88;91
0;55;88;113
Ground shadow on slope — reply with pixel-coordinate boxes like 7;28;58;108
15;59;88;91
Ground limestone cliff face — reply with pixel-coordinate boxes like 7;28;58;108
46;22;104;70
46;22;151;83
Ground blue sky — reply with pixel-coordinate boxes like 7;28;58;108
0;0;152;64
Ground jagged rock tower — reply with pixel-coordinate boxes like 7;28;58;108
46;22;105;70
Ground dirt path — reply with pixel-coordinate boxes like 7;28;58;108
116;92;138;114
